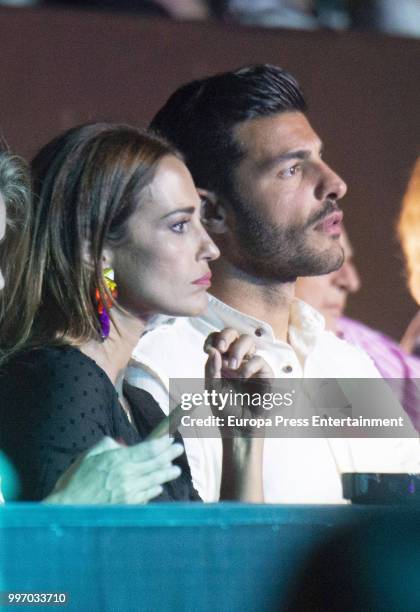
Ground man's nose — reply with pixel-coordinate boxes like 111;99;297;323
316;163;347;203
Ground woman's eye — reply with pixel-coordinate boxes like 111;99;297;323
171;220;189;233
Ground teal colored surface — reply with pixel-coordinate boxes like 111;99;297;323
0;451;20;500
0;504;419;612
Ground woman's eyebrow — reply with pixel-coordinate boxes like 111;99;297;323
160;206;196;219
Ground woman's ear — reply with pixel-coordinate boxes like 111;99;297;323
101;247;114;270
82;241;113;270
198;189;228;234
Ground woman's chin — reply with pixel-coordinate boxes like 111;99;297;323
170;292;209;318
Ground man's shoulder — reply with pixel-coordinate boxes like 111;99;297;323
131;316;211;379
135;316;206;351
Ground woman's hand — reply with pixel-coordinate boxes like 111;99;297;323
203;328;273;436
204;327;273;379
203;328;269;502
44;435;184;505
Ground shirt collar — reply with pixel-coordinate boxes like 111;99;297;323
142;294;326;358
193;294;326;353
288;297;326;357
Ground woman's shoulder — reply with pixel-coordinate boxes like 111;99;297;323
0;345;115;404
4;344;102;372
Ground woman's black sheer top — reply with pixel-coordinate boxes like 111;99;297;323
0;345;200;501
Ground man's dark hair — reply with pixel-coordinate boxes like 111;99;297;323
150;64;307;198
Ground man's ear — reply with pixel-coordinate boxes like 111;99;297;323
198;189;228;234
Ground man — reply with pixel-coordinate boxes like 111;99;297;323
296;230;420;431
126;64;419;503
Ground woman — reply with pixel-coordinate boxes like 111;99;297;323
0;144;190;503
0;125;268;503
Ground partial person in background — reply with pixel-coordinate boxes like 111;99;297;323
398;157;420;355
295;228;420;430
0;147;30;502
43;0;211;19
349;0;420;39
223;0;318;29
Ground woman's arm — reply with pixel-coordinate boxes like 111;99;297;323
204;329;273;503
218;437;264;503
0;347;184;502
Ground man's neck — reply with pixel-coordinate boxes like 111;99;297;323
209;261;295;343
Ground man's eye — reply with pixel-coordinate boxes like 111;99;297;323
171;220;189;233
280;164;301;178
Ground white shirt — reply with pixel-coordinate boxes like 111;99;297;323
127;296;420;503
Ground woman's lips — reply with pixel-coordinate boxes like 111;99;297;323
314;210;343;235
192;272;212;286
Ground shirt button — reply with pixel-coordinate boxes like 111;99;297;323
255;327;263;337
282;365;293;373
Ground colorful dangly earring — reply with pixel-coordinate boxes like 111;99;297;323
95;267;118;340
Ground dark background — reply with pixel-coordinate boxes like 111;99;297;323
1;6;419;340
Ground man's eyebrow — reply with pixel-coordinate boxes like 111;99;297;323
258;144;324;171
160;206;195;219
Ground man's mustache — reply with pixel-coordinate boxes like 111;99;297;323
306;199;341;228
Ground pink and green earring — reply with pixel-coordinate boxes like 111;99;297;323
95;267;118;340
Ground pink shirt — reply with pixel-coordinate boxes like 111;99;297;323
338;316;420;431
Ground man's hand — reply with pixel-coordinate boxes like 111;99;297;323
44;436;184;504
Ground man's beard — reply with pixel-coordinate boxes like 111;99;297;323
228;192;344;283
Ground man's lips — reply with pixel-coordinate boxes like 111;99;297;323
192;271;212;286
314;210;343;235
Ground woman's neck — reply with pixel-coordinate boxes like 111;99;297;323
79;308;146;385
